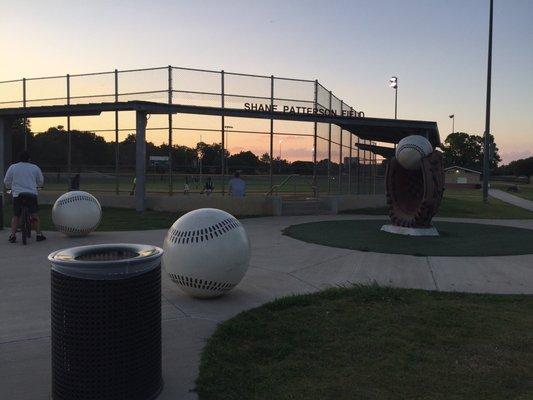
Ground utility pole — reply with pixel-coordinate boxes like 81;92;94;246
389;76;398;119
449;114;455;133
390;76;399;151
483;0;493;203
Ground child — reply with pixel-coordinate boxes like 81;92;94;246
183;176;190;195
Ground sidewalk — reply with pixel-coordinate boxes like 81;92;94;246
1;215;532;399
489;188;533;212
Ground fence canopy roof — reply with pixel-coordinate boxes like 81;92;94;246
357;143;396;158
0;100;440;147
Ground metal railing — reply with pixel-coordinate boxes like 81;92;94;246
266;174;318;197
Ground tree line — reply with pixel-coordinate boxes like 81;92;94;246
10;121;342;175
442;131;532;177
442;132;501;171
9;120;532;177
497;157;533;177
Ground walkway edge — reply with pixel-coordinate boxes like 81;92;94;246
489;188;533;212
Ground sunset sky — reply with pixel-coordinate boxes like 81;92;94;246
1;0;532;163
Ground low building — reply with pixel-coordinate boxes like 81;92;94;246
444;166;481;189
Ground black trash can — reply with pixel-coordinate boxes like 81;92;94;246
49;243;164;400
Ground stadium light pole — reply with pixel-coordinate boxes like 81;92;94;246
279;139;283;159
389;76;398;119
449;114;455;133
197;148;204;187
482;0;493;203
224;125;233;152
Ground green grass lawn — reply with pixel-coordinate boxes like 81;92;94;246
283;220;533;256
196;285;533;400
344;189;533;219
2;204;182;231
42;174;335;195
491;182;533;202
2;203;264;231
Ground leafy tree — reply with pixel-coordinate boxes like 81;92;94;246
228;151;266;173
196;142;229;172
272;156;290;174
169;145;196;170
11;119;32;158
498;156;533;178
442;132;500;170
31;127;69;167
513;157;533;177
259;153;271;164
70;129;113;167
117;133;162;168
291;161;314;175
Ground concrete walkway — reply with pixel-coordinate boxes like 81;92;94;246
1;215;533;399
489;188;533;212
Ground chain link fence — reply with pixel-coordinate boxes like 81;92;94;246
1;65;382;196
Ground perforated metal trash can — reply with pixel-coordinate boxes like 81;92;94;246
49;244;164;400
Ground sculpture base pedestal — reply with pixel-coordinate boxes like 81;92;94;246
380;224;439;237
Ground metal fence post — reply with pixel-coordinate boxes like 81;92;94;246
364;143;368;194
23;78;27;150
135;111;147;212
370;144;374;195
369;145;372;195
348;132;352;194
373;144;377;195
349;108;353;194
339;100;343;193
269;75;274;191
0;191;3;230
221;70;225;195
327;91;332;194
168;65;173;196
114;69;119;195
313;80;318;195
66;74;71;184
0;116;5;229
356;136;360;194
361;143;365;194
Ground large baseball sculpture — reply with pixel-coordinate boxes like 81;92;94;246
385;135;445;230
52;191;102;236
163;208;251;298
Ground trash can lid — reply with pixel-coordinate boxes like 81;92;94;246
48;243;163;280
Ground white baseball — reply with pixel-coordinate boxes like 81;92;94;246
52;191;102;237
395;135;433;170
163;208;250;298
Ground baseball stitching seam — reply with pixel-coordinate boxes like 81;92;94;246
398;143;425;155
56;194;100;207
168;273;234;292
167;217;241;245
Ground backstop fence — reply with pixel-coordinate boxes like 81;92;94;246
0;65;382;196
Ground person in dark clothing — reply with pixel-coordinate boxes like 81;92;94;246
202;177;214;196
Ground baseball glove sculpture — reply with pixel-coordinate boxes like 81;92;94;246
386;145;445;228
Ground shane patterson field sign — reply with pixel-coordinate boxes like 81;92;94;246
244;102;365;117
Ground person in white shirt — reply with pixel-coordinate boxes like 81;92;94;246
228;171;246;197
3;151;46;243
